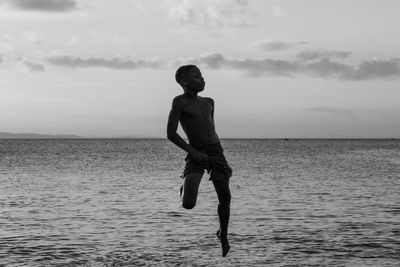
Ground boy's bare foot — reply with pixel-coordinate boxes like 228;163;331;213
216;230;230;257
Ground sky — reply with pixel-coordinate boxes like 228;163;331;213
1;0;399;138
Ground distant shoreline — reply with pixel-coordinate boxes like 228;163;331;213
0;132;82;139
1;137;399;141
1;131;399;140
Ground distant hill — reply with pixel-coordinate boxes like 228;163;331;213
0;132;83;139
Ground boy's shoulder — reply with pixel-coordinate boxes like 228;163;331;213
171;94;189;109
172;95;214;107
173;94;185;100
199;96;214;105
172;94;186;103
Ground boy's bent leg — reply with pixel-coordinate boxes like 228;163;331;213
212;178;231;257
181;173;203;209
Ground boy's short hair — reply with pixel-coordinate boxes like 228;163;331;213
175;65;197;86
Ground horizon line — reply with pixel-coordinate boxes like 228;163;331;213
1;131;399;139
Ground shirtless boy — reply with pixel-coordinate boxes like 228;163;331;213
167;65;232;257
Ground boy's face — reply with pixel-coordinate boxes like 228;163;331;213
184;67;205;93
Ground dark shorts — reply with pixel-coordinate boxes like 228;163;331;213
182;142;232;181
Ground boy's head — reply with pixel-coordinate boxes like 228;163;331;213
175;65;205;93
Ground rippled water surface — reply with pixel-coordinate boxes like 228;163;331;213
1;139;399;266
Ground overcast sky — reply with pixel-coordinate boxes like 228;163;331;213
1;0;399;138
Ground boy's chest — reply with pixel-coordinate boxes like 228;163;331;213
183;101;212;119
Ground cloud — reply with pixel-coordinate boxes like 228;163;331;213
0;0;77;12
181;53;400;80
345;58;400;80
45;55;163;69
297;50;352;61
0;53;45;72
166;0;253;28
21;60;46;72
190;53;300;76
252;40;306;52
32;52;400;81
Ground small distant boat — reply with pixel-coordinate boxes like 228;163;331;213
284;138;289;141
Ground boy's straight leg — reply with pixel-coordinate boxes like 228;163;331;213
181;173;203;209
213;178;231;256
212;178;231;235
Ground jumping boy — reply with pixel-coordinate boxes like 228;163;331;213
167;65;232;257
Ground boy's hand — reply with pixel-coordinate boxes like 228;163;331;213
190;150;208;162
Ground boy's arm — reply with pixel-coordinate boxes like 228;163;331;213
167;97;207;161
204;97;215;120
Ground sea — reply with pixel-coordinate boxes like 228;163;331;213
0;139;399;267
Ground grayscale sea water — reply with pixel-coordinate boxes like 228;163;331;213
1;139;399;266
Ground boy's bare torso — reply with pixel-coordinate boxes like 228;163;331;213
176;94;219;148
